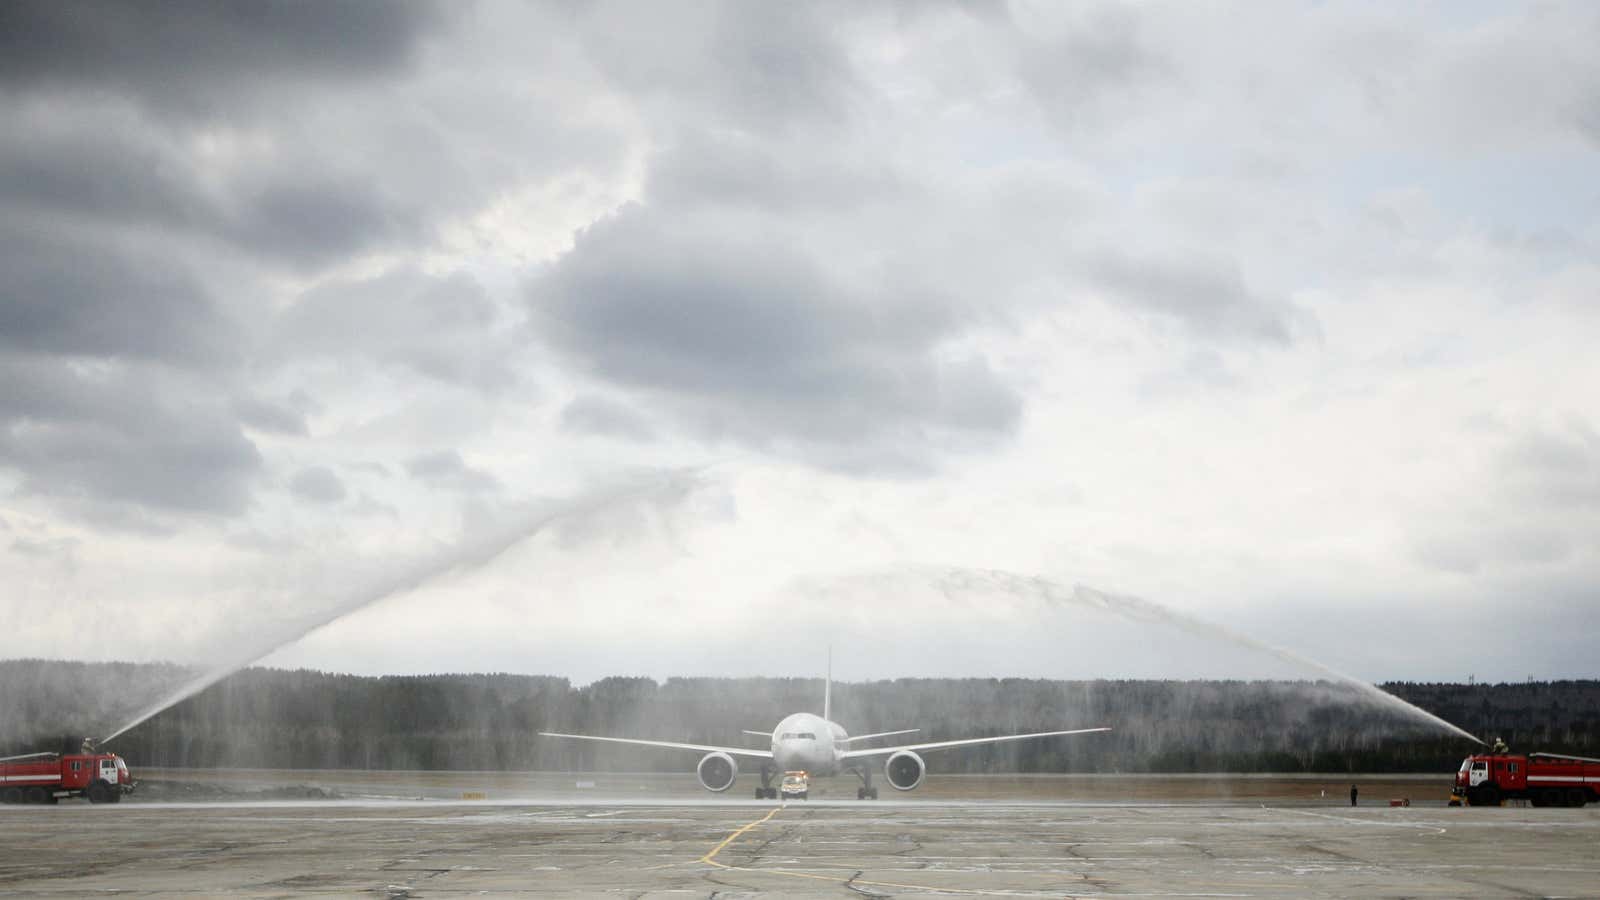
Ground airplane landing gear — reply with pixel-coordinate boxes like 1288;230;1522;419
854;767;879;800
756;764;778;800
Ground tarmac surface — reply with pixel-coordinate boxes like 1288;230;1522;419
2;775;1596;897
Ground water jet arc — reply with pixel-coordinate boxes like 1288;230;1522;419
922;566;1483;745
100;468;705;744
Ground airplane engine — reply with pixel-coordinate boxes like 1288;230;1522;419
696;752;738;792
884;750;926;791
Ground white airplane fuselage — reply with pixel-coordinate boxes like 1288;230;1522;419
770;712;847;775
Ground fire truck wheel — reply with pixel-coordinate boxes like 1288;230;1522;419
0;787;18;804
86;782;109;804
1567;788;1587;808
24;787;47;805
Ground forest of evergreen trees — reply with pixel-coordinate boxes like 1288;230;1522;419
2;659;1595;774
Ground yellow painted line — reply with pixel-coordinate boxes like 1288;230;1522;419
699;806;781;865
699;806;1055;897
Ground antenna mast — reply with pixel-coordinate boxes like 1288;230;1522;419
823;645;832;722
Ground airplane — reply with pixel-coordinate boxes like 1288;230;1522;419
539;658;1111;799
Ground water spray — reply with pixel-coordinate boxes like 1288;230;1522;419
975;567;1483;744
99;467;708;745
824;565;1485;745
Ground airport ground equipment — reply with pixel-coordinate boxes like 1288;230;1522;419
1452;751;1599;807
780;770;810;800
0;750;136;804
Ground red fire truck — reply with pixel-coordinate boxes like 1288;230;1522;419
1452;751;1599;807
0;751;136;805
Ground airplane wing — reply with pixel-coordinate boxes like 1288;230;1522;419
838;726;1110;759
741;729;771;738
538;732;774;759
837;729;920;743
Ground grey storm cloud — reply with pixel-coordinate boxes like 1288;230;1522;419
560;395;657;442
276;267;514;390
0;217;264;520
0;120;426;271
0;359;262;518
0;224;234;365
647;132;906;214
0;0;450;117
530;205;1021;469
1496;425;1600;510
288;466;347;506
222;174;425;271
231;395;308;438
0;2;511;529
405;450;500;494
1016;4;1173;132
574;1;859;134
0;200;262;523
1085;250;1315;345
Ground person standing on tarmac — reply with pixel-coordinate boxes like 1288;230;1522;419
1350;784;1358;806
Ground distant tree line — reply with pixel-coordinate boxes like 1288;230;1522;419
2;659;1595;773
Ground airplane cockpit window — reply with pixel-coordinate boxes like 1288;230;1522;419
799;732;815;739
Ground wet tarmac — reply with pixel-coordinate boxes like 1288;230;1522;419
2;777;1596;897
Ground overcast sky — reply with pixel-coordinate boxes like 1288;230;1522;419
2;1;1597;687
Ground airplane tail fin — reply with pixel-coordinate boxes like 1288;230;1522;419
823;646;832;722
